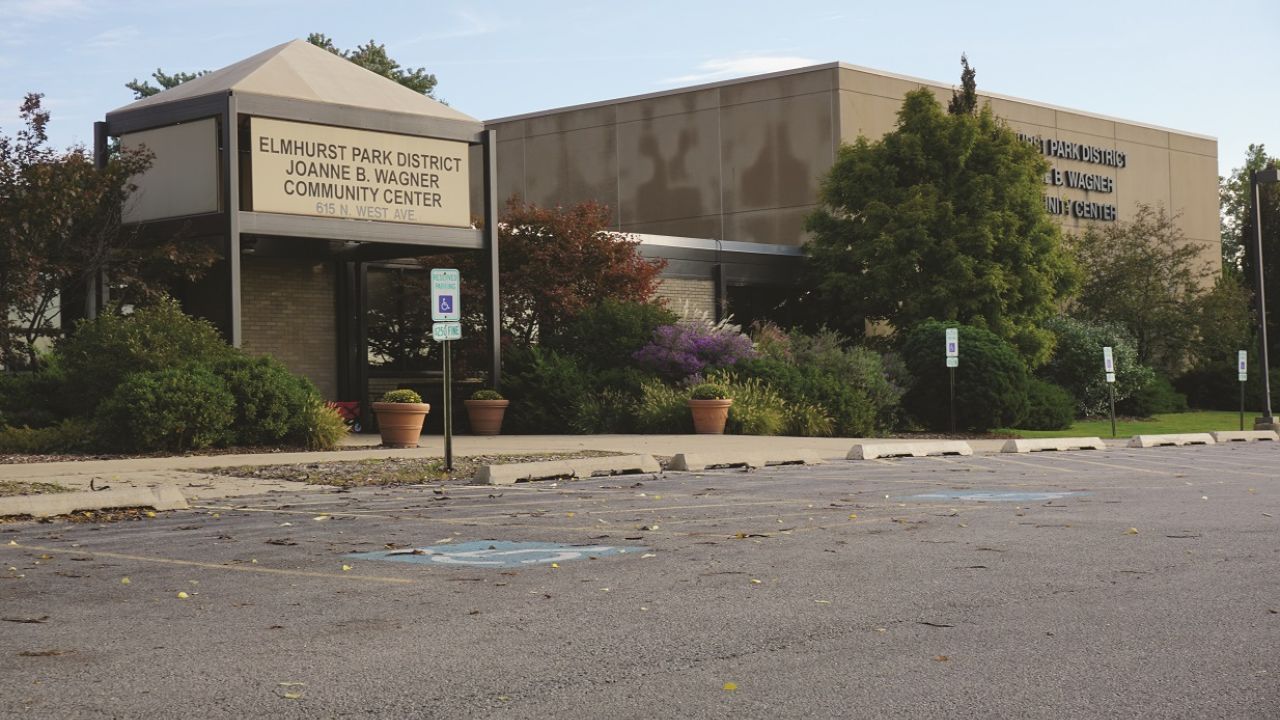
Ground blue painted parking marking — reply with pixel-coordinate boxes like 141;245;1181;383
903;491;1082;503
348;541;648;568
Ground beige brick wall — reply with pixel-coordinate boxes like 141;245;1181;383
656;277;717;322
240;257;338;399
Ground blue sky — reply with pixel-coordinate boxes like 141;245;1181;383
2;0;1276;178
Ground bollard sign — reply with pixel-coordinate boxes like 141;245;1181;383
430;268;460;322
1103;346;1115;383
1239;350;1248;382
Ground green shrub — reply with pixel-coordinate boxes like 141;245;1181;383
753;326;904;432
784;402;834;437
94;365;235;452
901;321;1029;432
301;401;349;450
1017;379;1076;430
1117;374;1188;417
739;358;877;437
379;389;423;404
543;299;677;369
1038;316;1152;417
470;389;504;401
631;381;692;433
501;346;595;433
0;418;93;454
1176;366;1280;411
571;389;636;434
708;372;787;436
0;367;69;428
58;298;235;411
689;383;730;400
209;356;320;446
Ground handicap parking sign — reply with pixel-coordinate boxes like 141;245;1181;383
430;268;460;322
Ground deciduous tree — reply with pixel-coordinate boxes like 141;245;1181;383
1220;144;1280;357
430;199;667;348
0;95;216;370
1068;204;1214;373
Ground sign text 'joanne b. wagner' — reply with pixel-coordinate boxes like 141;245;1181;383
1017;132;1124;222
250;117;470;227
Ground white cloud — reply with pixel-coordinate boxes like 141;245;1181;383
0;0;90;24
84;25;139;49
662;55;820;85
402;8;499;44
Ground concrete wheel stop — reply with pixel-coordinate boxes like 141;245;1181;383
0;486;189;519
1127;433;1216;448
667;452;826;472
1001;437;1105;453
474;454;660;485
847;441;972;460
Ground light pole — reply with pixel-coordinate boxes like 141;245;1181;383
1251;166;1279;430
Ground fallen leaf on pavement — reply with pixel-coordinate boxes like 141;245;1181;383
1124;528;1139;535
722;682;737;691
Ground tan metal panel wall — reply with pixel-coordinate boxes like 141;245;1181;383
486;64;1218;267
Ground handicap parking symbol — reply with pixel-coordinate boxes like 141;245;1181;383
438;294;453;314
348;540;649;568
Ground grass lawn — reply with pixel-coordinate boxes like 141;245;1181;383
999;410;1260;439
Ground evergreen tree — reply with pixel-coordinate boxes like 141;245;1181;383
804;88;1078;366
947;54;978;116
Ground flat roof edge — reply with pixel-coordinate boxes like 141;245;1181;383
484;61;1215;144
484;62;843;125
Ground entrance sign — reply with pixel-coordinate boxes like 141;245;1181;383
432;322;462;342
249;117;470;227
945;328;959;357
431;268;461;322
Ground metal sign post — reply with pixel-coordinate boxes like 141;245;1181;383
1239;350;1248;431
1103;346;1116;438
945;328;959;433
431;269;461;471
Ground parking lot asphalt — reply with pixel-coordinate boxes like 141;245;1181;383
2;443;1278;718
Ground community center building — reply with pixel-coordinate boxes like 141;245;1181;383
99;40;1220;416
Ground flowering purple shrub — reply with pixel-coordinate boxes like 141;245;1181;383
632;323;756;381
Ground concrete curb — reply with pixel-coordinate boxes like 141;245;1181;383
1128;433;1216;448
474;454;660;485
1210;430;1279;443
668;452;826;472
0;486;189;519
1001;437;1105;453
847;441;972;460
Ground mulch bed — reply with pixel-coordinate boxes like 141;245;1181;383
211;451;625;488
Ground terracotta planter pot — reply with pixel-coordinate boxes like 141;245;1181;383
372;402;430;448
688;398;733;434
464;399;510;436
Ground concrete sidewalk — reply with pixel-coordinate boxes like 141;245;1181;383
0;433;1095;503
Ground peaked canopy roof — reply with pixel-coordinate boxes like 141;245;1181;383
108;39;478;125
